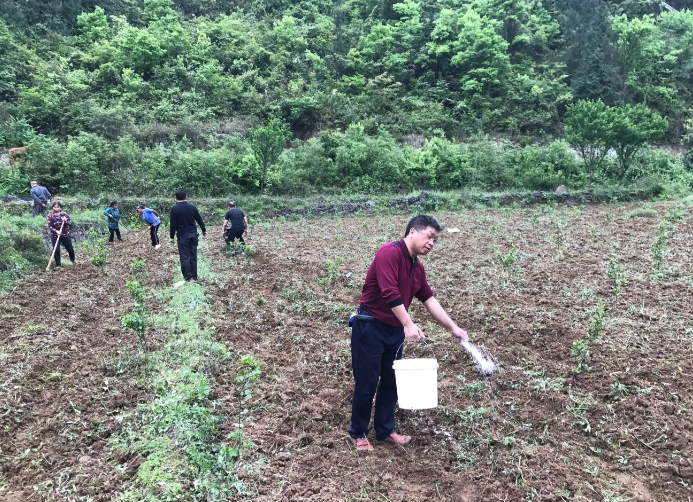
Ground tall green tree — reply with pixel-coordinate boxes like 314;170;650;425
564;99;612;186
609;104;668;186
249;119;291;194
560;0;618;103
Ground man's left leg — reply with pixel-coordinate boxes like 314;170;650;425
33;203;41;218
373;326;407;443
177;234;193;280
151;225;160;247
349;320;386;444
190;234;199;280
224;229;232;252
231;230;244;254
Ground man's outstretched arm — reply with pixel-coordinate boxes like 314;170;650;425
423;297;468;341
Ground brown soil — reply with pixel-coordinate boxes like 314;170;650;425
0;234;176;500
2;203;693;502
208;205;693;501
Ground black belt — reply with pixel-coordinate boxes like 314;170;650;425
349;305;376;326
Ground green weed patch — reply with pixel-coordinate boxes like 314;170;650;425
111;262;259;500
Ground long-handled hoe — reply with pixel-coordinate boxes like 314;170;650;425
45;221;65;272
121;223;149;248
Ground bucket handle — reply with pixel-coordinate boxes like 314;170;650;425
397;338;436;359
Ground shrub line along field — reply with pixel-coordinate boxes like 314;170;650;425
1;202;693;501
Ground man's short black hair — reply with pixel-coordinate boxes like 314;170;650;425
405;214;442;238
137;205;145;210
52;201;62;209
175;189;187;201
110;200;118;207
228;200;235;208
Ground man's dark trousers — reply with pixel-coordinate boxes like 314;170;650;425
349;318;404;441
150;225;160;247
50;236;75;267
33;202;46;217
225;228;245;253
177;233;198;281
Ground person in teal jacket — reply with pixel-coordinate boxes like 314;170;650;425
103;200;123;242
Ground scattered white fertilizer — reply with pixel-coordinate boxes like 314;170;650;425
460;340;496;374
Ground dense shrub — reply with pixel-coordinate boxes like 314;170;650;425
2;126;690;197
626;147;693;189
0;215;46;291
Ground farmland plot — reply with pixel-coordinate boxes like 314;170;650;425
2;203;692;502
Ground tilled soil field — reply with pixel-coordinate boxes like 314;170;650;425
2;203;693;501
208;204;693;502
0;234;178;501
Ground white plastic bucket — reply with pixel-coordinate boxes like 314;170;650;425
393;358;439;409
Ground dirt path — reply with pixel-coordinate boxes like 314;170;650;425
0;234;177;501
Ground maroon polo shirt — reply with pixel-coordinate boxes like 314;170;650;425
359;239;434;326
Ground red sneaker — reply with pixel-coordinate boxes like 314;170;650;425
377;433;411;445
350;437;374;451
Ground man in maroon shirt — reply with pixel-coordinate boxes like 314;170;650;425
349;214;469;451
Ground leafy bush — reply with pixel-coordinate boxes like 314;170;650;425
0;214;46;291
511;140;582;191
88;237;111;267
626;147;693;190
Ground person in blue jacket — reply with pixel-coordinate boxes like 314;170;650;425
30;181;51;218
137;205;161;249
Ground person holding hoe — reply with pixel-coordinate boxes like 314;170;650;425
169;189;206;283
223;200;248;254
47;202;75;269
136;205;161;249
103;200;123;243
349;214;469;451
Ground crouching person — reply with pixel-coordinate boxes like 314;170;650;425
47;202;75;269
136;205;161;249
223;200;248;254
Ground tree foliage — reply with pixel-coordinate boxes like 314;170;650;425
249;119;291;194
0;0;690;195
565;100;612;186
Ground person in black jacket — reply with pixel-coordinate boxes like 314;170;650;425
223;200;248;254
169;189;206;282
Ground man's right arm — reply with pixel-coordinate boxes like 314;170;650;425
375;246;424;341
169;208;177;240
390;305;425;341
31;189;41;204
194;207;206;235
